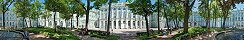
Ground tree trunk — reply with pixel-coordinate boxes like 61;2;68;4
23;17;26;28
183;0;190;33
71;14;73;30
2;6;6;29
157;0;161;34
29;19;32;27
83;0;90;35
25;18;28;28
66;20;68;28
222;11;227;30
106;0;112;35
54;11;57;32
144;15;150;36
76;15;79;29
174;19;177;29
45;18;47;27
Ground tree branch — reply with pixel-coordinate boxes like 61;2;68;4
4;0;14;13
75;0;87;12
189;0;196;9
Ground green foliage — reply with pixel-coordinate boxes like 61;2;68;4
29;0;43;19
14;0;32;18
170;27;224;40
0;0;14;12
127;0;155;16
27;27;80;40
136;31;162;40
88;30;119;40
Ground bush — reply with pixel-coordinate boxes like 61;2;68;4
88;30;119;40
136;30;162;40
170;27;207;40
27;27;80;40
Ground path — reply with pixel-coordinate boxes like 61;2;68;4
29;33;54;40
149;29;183;40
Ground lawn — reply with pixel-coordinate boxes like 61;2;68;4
26;27;80;40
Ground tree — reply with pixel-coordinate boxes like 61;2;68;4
163;0;185;34
128;0;155;36
156;0;162;34
166;0;196;33
41;10;52;27
66;0;85;30
44;0;68;32
0;0;14;29
14;0;32;28
75;0;118;35
75;0;90;35
30;0;43;27
198;0;212;34
216;0;244;30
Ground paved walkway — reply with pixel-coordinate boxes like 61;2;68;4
149;29;183;40
29;33;54;40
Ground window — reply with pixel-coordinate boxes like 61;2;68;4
128;21;130;28
113;8;116;10
138;21;140;27
118;8;121;10
114;21;116;29
133;21;135;26
124;11;127;18
118;21;121;29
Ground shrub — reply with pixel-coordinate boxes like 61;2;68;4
170;27;208;40
88;30;119;40
27;27;80;40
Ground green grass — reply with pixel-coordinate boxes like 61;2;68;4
27;27;80;40
88;30;119;40
136;31;162;40
170;27;224;40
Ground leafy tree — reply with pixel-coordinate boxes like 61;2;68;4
44;0;68;32
0;0;14;29
41;10;52;27
30;0;43;27
128;0;155;36
65;0;85;30
164;0;185;34
198;0;212;33
216;0;244;30
88;0;120;35
75;0;118;35
14;0;32;28
166;0;196;33
75;0;91;35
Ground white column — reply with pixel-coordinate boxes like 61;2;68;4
121;8;124;18
130;21;133;29
116;20;119;29
112;21;114;29
120;20;123;29
99;21;101;28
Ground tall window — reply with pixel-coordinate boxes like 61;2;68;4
124;11;127;18
138;21;140;27
133;21;135;28
114;21;116;29
128;21;131;29
118;21;121;29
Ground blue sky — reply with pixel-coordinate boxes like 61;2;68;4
11;0;244;11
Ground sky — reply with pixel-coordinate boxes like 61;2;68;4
80;0;244;11
10;0;244;11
